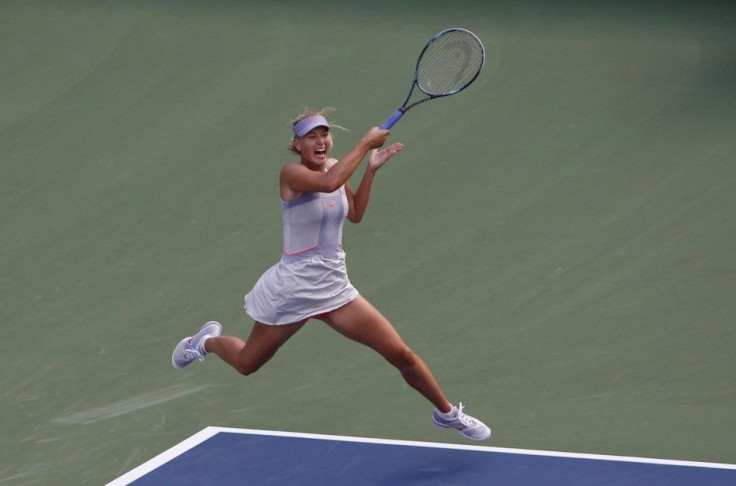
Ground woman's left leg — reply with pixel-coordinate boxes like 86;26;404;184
322;295;453;414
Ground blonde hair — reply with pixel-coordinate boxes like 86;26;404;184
288;107;346;154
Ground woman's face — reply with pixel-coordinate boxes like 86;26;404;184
296;127;332;168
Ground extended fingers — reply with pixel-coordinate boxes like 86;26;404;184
382;142;404;157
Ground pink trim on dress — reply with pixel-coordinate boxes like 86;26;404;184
282;245;318;256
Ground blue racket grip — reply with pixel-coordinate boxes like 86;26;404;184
380;109;404;129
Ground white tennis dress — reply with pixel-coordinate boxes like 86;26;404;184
244;183;359;325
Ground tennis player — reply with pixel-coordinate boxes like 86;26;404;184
172;109;490;441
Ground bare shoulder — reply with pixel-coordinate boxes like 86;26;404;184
280;161;304;175
280;161;312;183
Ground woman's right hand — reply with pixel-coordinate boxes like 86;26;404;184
362;127;390;148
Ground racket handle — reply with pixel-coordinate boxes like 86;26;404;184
380;109;404;129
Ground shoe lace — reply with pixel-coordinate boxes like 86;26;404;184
455;402;478;427
183;347;204;362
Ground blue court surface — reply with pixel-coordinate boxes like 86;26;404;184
108;427;736;485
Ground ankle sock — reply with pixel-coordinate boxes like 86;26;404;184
438;406;457;419
198;335;213;355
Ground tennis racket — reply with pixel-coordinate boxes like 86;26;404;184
380;28;486;129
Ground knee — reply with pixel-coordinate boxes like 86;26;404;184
233;350;276;376
388;346;418;370
234;361;261;376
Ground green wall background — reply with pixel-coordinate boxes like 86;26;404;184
1;1;735;484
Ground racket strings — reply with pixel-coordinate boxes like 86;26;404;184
417;31;484;96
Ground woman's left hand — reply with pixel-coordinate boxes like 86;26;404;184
368;142;404;171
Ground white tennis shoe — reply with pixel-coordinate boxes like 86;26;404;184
171;321;222;370
432;402;491;441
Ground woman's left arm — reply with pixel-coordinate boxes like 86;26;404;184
346;142;404;223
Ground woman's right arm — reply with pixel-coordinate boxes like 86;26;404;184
280;128;389;200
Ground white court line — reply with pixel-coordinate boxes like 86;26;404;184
107;426;736;485
106;427;220;486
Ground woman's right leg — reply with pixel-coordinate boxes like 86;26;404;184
205;320;306;376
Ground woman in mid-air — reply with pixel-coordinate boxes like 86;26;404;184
172;108;490;441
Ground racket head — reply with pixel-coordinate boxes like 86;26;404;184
415;28;486;97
